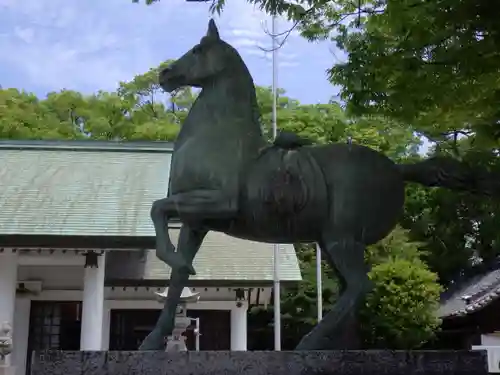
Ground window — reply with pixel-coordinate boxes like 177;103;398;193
109;309;230;351
27;302;82;375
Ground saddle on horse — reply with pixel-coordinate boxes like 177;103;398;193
273;131;313;150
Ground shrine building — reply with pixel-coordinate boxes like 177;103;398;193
0;140;302;375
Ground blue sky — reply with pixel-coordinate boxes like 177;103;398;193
0;0;342;104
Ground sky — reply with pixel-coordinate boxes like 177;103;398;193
0;0;342;104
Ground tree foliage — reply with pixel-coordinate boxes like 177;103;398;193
361;226;442;349
361;257;442;349
325;0;500;150
0;62;194;142
402;146;500;284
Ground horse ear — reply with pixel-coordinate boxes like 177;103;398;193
206;19;220;40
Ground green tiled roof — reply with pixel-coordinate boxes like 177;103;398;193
0;140;172;237
143;229;302;281
1;140;302;282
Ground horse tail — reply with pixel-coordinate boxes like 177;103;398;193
398;156;497;196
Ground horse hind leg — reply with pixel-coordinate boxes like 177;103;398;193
139;225;207;350
295;236;372;350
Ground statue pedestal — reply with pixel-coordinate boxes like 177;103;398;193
29;350;488;375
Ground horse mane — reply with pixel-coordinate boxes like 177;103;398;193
219;41;263;134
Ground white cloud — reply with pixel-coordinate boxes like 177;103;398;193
0;0;196;92
212;0;299;67
0;0;337;103
13;27;34;43
279;61;299;68
231;37;260;48
230;29;263;38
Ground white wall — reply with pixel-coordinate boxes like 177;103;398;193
482;334;500;347
472;334;500;373
230;302;248;350
18;265;84;290
12;297;30;375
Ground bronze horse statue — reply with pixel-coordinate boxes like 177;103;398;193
140;19;496;350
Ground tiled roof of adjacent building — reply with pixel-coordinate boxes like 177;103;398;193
0;140;172;237
1;140;302;282
439;262;500;318
142;230;301;281
105;229;302;283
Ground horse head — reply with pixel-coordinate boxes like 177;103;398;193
159;19;244;92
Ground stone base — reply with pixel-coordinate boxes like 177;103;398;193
30;350;488;375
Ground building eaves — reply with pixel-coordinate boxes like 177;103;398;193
439;263;500;318
0;139;174;152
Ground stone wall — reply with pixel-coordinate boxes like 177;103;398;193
31;350;488;375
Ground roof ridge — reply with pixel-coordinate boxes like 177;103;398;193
442;259;500;299
0;139;174;152
440;261;500;318
466;267;500;301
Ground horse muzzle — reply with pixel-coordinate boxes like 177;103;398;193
159;68;185;93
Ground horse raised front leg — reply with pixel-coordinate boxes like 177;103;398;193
151;189;237;274
150;197;193;273
139;225;207;350
295;238;372;350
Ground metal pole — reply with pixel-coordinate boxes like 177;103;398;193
194;318;200;351
316;243;323;321
271;13;281;352
271;18;278;141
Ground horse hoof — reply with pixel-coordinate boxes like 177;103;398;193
175;263;196;275
186;264;196;275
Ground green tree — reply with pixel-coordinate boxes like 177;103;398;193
0;88;81;139
325;0;500;149
256;86;421;156
0;60;198;142
118;60;195;124
361;258;442;349
366;225;425;266
83;91;136;139
359;226;442;349
402;146;500;284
